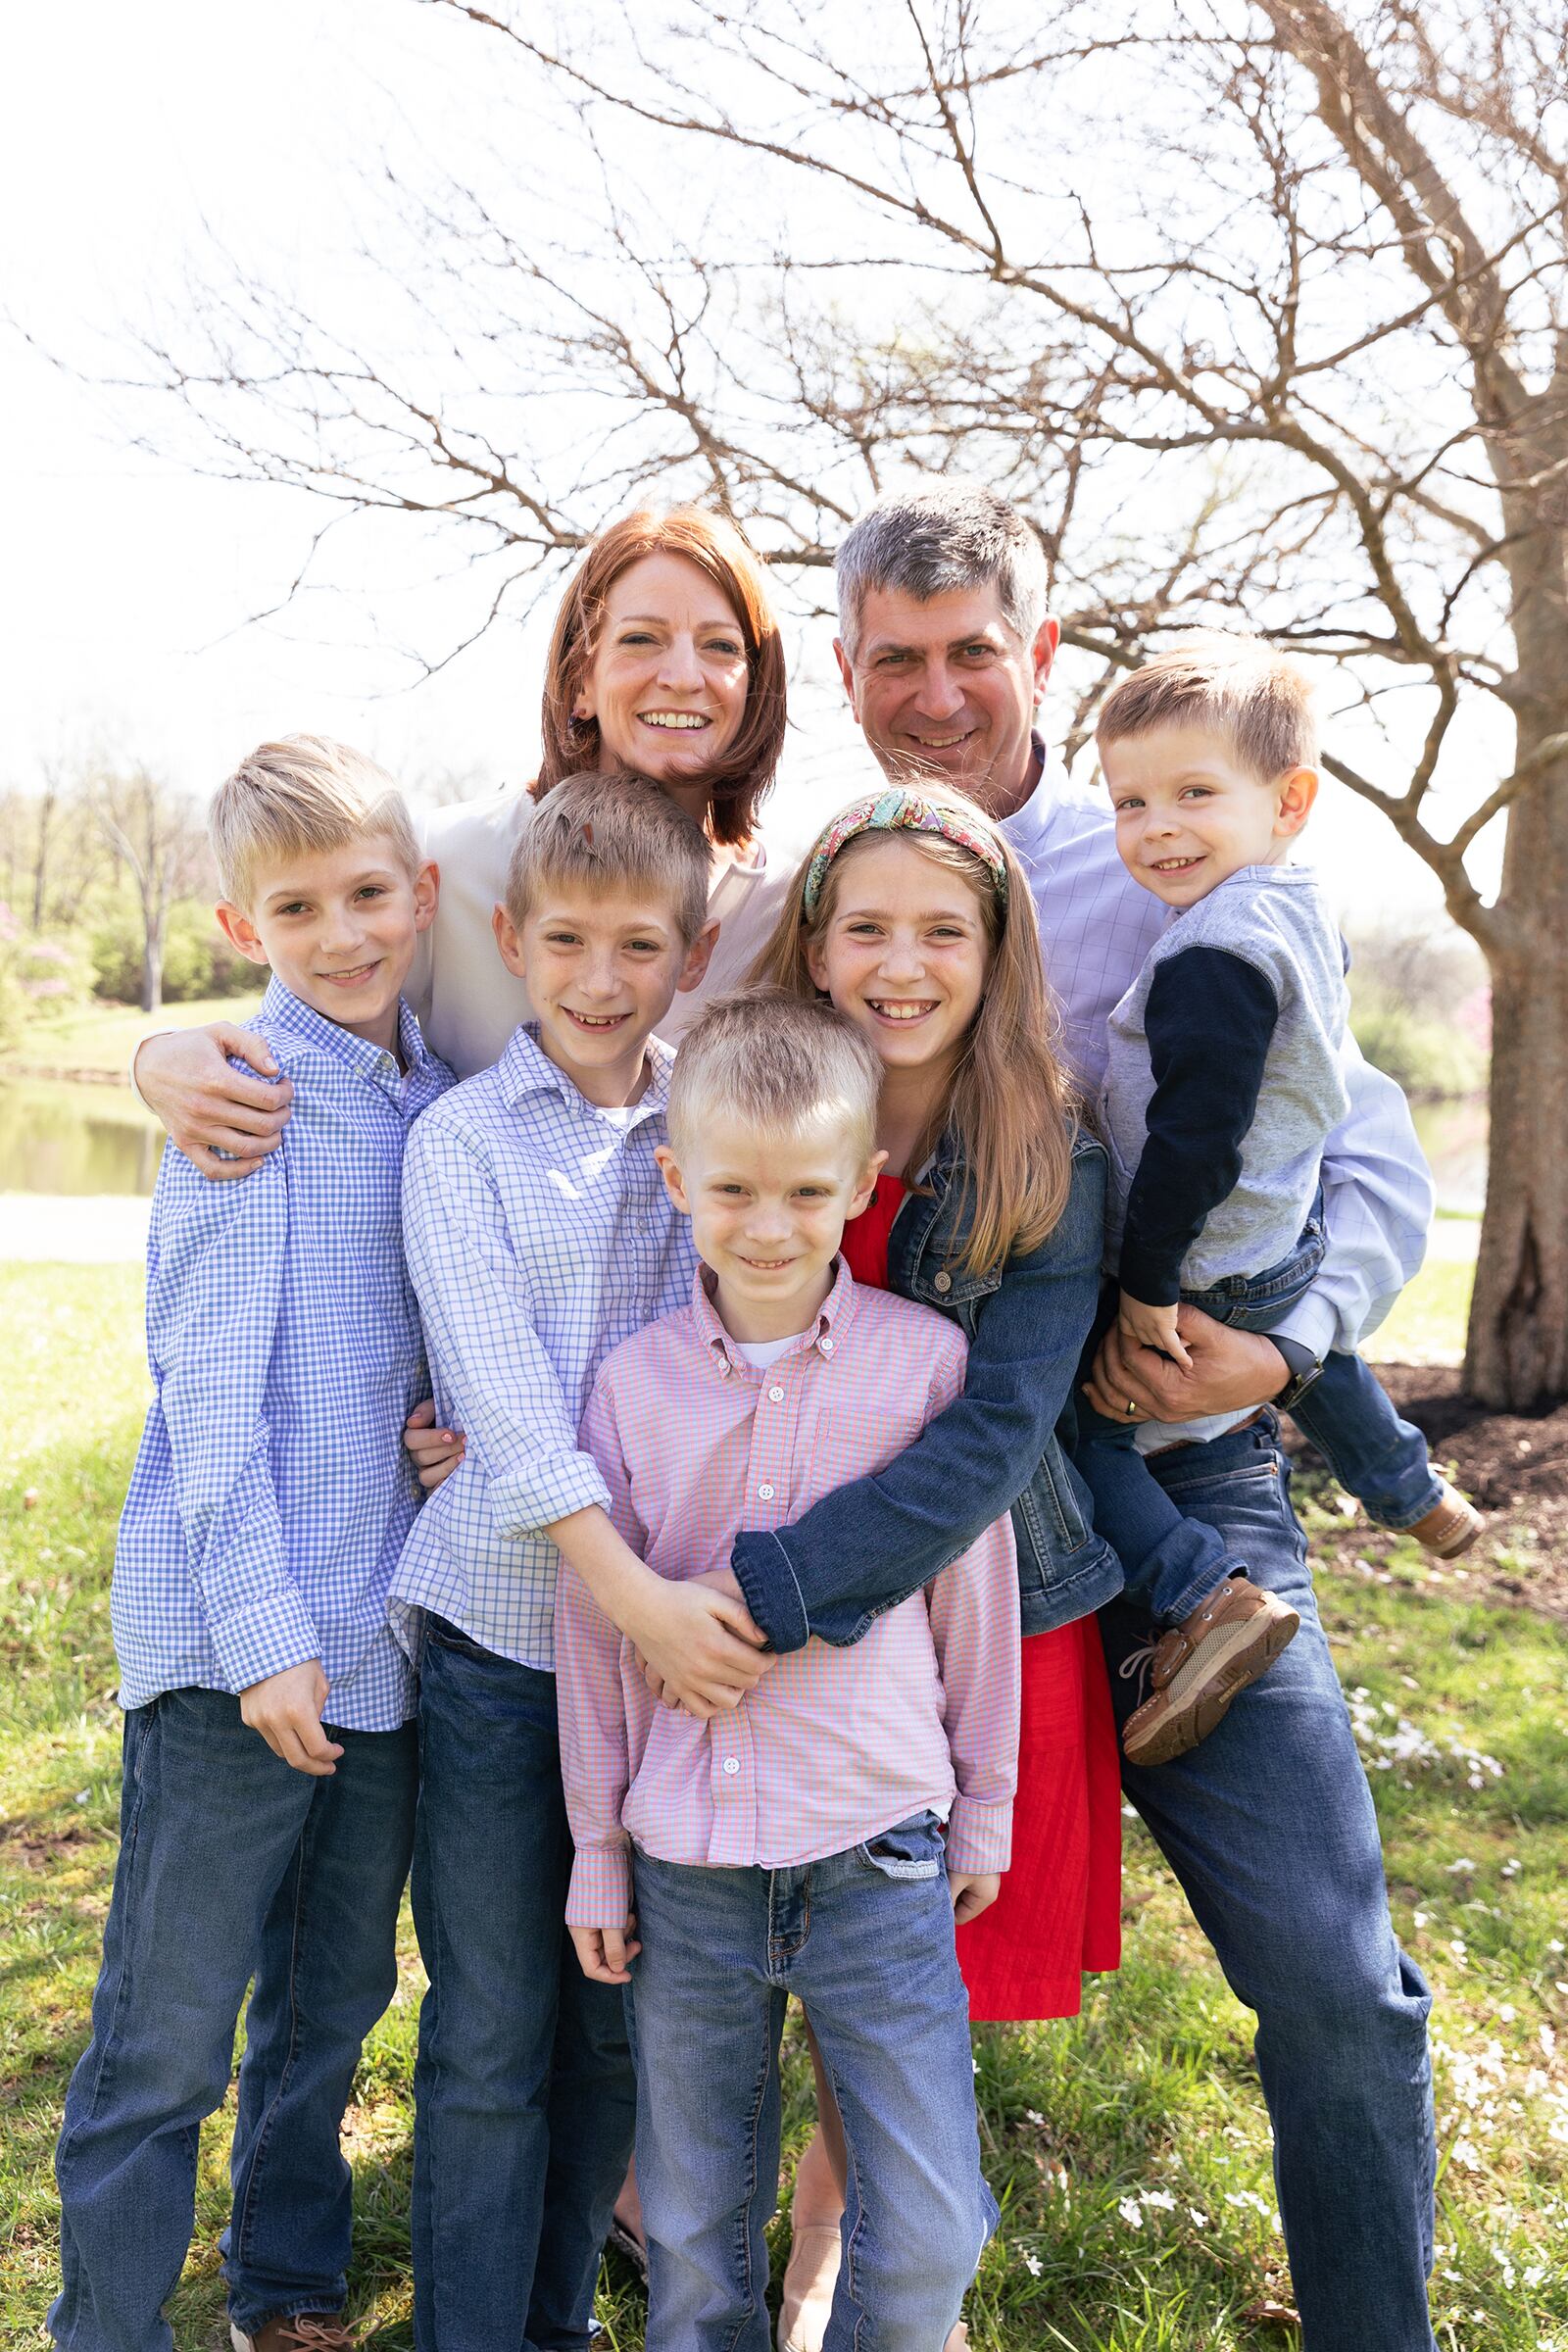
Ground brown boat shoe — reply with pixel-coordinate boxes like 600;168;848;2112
1122;1575;1300;1768
1404;1479;1483;1560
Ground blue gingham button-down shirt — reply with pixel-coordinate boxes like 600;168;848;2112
392;1024;698;1671
112;979;454;1728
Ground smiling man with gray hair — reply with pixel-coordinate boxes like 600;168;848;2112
730;479;1441;2352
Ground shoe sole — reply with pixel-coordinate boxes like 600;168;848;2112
1124;1605;1300;1768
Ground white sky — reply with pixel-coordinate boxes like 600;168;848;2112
0;2;1503;927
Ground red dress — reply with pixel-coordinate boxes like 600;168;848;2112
840;1178;1121;2021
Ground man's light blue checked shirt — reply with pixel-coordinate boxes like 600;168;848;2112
113;979;454;1729
392;1024;698;1672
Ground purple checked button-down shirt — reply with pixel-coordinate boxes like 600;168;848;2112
557;1260;1021;1929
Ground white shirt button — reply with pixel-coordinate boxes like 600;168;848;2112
721;1756;741;1776
819;1336;835;1354
767;1385;785;1402
758;1484;775;1500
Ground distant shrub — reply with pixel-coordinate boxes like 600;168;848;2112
91;899;255;1005
1350;990;1486;1100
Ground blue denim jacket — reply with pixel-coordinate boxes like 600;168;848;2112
730;1124;1125;1649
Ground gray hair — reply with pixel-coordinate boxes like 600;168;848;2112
835;482;1050;661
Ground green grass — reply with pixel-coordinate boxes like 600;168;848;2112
4;1264;1566;2348
5;994;264;1079
1366;1250;1477;1368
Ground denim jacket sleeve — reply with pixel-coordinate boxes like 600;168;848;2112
731;1140;1106;1651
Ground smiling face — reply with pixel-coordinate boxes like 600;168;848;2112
805;834;994;1100
575;552;752;816
836;581;1058;817
217;832;436;1054
495;878;715;1106
657;1109;882;1342
1100;722;1318;909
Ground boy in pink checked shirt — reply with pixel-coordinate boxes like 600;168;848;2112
556;990;1020;2352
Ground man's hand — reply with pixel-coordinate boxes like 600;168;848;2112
239;1661;343;1776
570;1915;641;1984
625;1570;776;1721
1084;1305;1289;1426
1117;1289;1191;1370
950;1871;1001;1927
404;1398;466;1492
134;1025;294;1180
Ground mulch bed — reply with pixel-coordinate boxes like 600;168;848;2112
1285;1364;1568;1618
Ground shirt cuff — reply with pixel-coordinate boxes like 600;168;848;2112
492;1450;612;1542
731;1529;808;1654
1268;1286;1339;1363
1114;1244;1181;1309
127;1027;178;1110
565;1841;633;1929
208;1586;323;1694
946;1796;1013;1879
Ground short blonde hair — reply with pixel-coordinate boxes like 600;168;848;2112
1097;635;1318;782
211;736;420;908
666;988;882;1169
506;768;711;943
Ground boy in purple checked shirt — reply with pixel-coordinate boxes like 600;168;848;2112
557;990;1020;2352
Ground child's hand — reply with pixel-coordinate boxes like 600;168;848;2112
626;1574;775;1720
239;1661;343;1776
404;1398;466;1491
570;1915;641;1984
950;1871;1001;1927
1117;1291;1193;1370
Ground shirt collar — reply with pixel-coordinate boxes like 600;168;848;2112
260;976;431;1095
690;1253;858;1375
496;1020;674;1128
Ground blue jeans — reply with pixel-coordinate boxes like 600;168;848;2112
1100;1416;1437;2352
410;1617;636;2352
52;1688;416;2352
629;1816;996;2352
1291;1351;1443;1529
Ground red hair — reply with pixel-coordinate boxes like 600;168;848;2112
535;507;787;848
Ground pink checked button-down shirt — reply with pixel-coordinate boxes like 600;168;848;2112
558;1259;1021;1929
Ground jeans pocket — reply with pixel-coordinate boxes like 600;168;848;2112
856;1809;948;1881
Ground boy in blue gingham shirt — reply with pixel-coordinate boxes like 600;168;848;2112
391;769;772;2352
52;739;452;2352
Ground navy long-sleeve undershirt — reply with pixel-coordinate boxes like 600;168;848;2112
1117;944;1280;1306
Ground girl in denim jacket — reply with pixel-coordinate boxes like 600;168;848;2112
741;783;1121;2351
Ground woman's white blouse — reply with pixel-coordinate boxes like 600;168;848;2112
409;783;817;1079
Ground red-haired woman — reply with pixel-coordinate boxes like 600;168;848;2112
131;503;802;1133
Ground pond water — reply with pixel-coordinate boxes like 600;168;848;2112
1;1079;166;1197
1;1073;1494;1210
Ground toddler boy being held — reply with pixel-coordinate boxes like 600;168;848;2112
1079;640;1479;1768
558;991;1021;2352
53;739;451;2352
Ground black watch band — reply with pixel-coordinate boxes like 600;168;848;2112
1270;1333;1325;1415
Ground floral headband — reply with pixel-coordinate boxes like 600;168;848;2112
799;787;1010;918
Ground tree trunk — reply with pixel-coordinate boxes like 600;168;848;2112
140;905;165;1015
1463;735;1568;1408
1465;952;1568;1407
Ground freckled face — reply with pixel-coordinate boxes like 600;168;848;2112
578;552;751;798
806;836;992;1085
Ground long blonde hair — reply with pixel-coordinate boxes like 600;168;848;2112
751;788;1081;1277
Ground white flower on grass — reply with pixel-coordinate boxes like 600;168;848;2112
1117;2198;1145;2229
1025;2110;1047;2129
1140;2189;1176;2211
1446;1857;1477;1874
1188;2207;1208;2230
1450;2137;1482;2170
1022;2251;1044;2278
